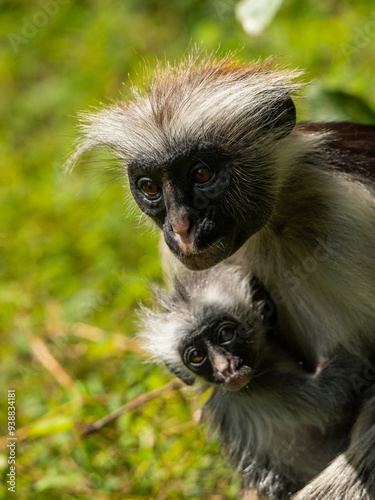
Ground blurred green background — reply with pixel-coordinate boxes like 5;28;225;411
1;1;375;498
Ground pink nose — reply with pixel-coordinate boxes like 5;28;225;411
171;215;191;237
215;355;234;377
171;216;195;253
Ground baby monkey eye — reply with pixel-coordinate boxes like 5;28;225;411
191;163;212;184
217;325;236;345
187;348;207;366
139;178;161;198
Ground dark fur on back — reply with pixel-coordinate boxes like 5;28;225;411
297;122;375;182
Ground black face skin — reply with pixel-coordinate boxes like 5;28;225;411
126;97;296;271
160;276;279;389
127;147;273;270
178;314;258;391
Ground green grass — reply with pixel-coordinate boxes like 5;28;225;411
0;0;374;498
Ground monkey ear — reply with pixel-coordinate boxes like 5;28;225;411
264;95;296;138
165;362;196;386
249;277;278;325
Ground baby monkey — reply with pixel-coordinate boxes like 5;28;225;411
140;267;366;499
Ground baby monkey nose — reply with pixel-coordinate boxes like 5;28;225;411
214;354;235;378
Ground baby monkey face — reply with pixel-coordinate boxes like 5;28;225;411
179;315;257;391
145;274;277;389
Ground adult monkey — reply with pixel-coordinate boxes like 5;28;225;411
67;53;375;497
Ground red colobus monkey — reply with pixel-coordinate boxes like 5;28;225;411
67;53;375;498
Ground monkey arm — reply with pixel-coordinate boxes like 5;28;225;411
291;386;375;500
291;426;375;500
244;355;367;499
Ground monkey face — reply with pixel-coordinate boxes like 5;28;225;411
69;57;298;270
128;147;274;270
140;268;278;389
179;316;257;391
173;277;276;390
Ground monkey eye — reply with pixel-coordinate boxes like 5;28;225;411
186;347;207;366
216;325;236;345
138;178;161;199
191;163;212;185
